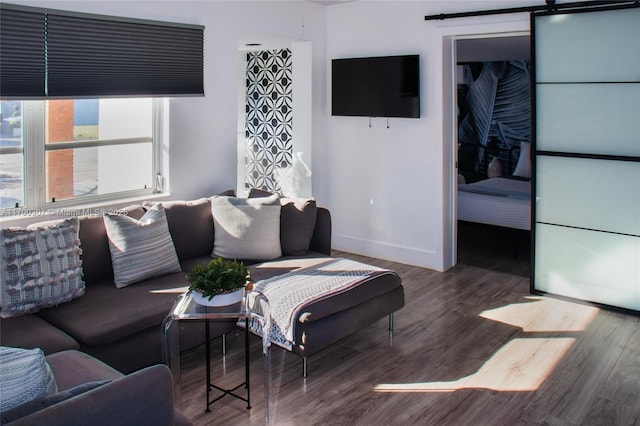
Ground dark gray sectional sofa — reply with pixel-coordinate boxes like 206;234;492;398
1;350;191;426
1;197;336;373
0;194;404;422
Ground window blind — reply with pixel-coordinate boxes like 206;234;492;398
0;4;204;98
0;7;46;98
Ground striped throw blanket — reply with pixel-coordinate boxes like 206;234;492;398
247;258;395;350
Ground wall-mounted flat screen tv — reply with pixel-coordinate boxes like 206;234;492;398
331;54;420;118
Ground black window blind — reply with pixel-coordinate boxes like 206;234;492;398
0;7;46;98
0;4;204;98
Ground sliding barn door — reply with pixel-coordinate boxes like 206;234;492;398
532;5;640;311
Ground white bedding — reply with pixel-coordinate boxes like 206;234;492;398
457;177;531;230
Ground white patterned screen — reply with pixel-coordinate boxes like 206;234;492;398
244;49;293;195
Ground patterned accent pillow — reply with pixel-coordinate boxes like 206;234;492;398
104;203;181;288
211;195;282;261
0;346;57;412
0;218;85;318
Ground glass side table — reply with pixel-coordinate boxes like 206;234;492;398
162;291;272;425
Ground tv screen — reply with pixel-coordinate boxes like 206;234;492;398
331;54;420;118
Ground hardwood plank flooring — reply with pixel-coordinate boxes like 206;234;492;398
177;236;640;426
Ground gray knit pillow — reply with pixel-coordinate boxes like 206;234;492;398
0;347;57;412
211;195;282;260
104;204;181;288
0;218;84;318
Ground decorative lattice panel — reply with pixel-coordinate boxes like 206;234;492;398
244;49;293;195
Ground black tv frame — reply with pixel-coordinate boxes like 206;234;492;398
331;54;420;119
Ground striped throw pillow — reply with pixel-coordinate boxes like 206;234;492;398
0;346;57;412
0;218;84;318
104;204;181;288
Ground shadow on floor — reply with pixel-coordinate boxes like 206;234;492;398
457;220;531;278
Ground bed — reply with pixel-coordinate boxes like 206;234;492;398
457;176;531;231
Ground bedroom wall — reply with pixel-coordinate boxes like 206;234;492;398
323;1;530;270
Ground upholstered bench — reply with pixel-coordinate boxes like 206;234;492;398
247;257;404;377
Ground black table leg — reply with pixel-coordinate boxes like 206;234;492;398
245;321;251;409
205;319;211;412
204;320;251;412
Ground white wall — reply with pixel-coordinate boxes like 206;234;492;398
323;1;530;270
9;0;535;271
14;0;328;202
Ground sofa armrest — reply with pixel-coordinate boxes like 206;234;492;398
7;364;186;426
310;207;332;256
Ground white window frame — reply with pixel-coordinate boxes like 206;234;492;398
1;98;167;215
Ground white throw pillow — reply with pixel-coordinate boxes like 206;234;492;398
0;346;57;412
513;141;531;179
104;203;181;288
211;195;282;260
0;218;84;318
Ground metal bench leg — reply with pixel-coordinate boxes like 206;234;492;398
388;313;394;337
302;357;308;378
222;333;227;356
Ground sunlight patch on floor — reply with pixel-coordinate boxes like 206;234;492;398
375;337;575;393
375;296;600;393
479;296;600;332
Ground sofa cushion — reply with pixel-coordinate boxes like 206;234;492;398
1;379;109;423
143;198;213;261
8;364;179;426
247;187;273;198
280;197;317;256
0;347;57;412
211;195;282;261
0;218;84;318
78;206;145;286
0;316;78;355
44;350;123;391
104;204;181;288
248;257;402;322
37;273;188;347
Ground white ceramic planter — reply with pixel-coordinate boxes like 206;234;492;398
191;288;244;307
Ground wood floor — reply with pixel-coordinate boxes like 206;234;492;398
178;228;640;426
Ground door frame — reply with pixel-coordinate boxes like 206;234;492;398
437;18;530;268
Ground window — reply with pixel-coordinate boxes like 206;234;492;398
0;98;163;212
0;100;23;208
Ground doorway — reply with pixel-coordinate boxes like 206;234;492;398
445;31;531;273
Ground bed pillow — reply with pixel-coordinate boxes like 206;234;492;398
211;195;282;261
0;218;84;318
104;203;181;288
280;197;317;256
0;347;57;413
513;141;531;179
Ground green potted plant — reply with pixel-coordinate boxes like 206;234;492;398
187;257;250;306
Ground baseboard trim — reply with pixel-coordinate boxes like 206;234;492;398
332;234;445;271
